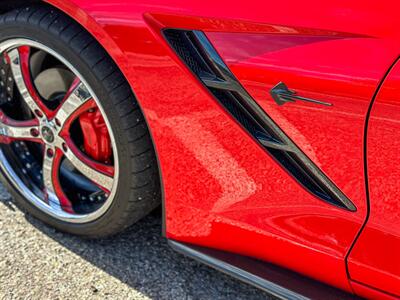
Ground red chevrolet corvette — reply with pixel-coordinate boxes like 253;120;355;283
0;0;399;299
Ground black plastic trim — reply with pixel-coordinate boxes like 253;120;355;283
169;240;361;300
163;29;356;211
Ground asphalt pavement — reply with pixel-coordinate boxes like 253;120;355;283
0;184;273;300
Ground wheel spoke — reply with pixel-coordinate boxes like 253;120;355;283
42;147;73;213
8;46;51;118
54;81;94;131
0;112;41;144
63;138;114;192
53;79;114;191
0;39;118;221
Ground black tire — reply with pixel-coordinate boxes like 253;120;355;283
0;4;161;237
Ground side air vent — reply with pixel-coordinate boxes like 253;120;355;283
163;29;356;211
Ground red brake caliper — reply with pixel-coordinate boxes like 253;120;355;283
79;109;112;163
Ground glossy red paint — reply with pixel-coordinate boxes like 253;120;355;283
79;109;112;163
350;281;400;300
347;59;400;297
42;0;400;297
205;32;395;219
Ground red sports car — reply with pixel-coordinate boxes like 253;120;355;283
0;1;398;299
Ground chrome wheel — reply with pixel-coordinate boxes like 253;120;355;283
0;39;119;223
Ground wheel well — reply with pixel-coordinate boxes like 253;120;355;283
0;1;41;14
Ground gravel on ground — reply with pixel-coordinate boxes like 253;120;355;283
0;184;273;300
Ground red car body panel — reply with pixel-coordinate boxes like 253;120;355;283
347;60;400;297
42;0;400;298
351;281;400;300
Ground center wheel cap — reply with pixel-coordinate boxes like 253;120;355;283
41;125;55;143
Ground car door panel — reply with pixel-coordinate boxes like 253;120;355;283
347;59;400;297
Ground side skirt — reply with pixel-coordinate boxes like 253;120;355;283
168;240;361;300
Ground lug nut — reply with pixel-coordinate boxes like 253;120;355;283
34;109;43;118
30;128;39;137
46;148;54;158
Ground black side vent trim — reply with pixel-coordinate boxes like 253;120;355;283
163;29;356;211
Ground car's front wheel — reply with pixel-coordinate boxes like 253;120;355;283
0;5;161;237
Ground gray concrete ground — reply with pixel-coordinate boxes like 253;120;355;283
0;184;273;300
